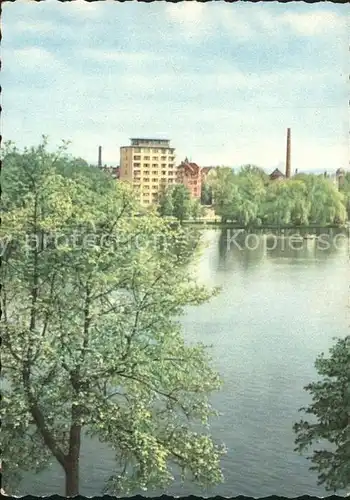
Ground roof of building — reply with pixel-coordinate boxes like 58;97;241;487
178;158;201;175
130;138;170;142
269;168;285;179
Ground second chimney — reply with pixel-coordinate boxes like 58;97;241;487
98;146;102;168
285;128;291;178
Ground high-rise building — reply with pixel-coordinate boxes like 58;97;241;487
119;138;176;205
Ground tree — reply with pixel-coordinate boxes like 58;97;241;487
262;180;310;226
208;167;237;223
171;184;192;223
238;164;269;185
200;182;212;206
209;168;266;226
158;188;174;217
1;140;225;496
293;336;350;492
339;172;350;220
287;180;310;225
234;174;266;226
190;199;204;220
300;175;347;225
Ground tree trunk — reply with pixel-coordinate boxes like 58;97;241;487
65;458;79;497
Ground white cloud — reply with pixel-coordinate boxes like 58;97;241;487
81;49;162;64
165;4;347;42
165;1;211;40
282;11;346;36
165;1;206;24
12;19;57;34
5;47;63;71
1;1;348;173
66;0;103;19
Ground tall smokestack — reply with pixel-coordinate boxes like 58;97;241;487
98;146;102;168
285;128;291;179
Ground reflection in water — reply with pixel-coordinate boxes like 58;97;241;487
218;228;349;271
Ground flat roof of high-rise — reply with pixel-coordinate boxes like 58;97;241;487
130;138;170;142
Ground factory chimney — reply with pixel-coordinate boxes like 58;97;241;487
285;128;291;179
98;146;102;168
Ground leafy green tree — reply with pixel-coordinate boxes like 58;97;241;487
208;168;237;223
234;174;266;226
293;336;350;492
158;188;174;217
261;176;347;226
262;180;310;226
209;168;266;226
238;164;269;185
302;175;347;225
1;140;225;496
171;184;192;223
288;180;310;225
200;182;212;206
261;182;294;225
339;172;350;219
190;199;204;220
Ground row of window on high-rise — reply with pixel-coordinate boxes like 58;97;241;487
132;148;175;154
134;169;175;175
133;164;175;169
133;155;175;161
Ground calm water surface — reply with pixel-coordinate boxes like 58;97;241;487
19;229;349;497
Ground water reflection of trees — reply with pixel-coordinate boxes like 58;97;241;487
218;228;348;270
218;229;265;271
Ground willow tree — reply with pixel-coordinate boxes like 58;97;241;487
238;164;269;186
338;172;350;220
208;167;237;223
262;179;311;226
301;175;347;225
1;140;225;496
293;336;350;492
234;173;266;226
261;181;295;225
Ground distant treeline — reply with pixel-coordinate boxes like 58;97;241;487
201;165;350;226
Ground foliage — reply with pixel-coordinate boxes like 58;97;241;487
238;164;269;185
293;336;350;492
171;184;192;222
158;185;193;222
234;174;266;226
158;189;174;217
209;165;348;226
339;172;350;219
302;175;347;225
201;182;213;206
190;199;205;220
1;139;225;496
262;180;310;225
207;168;237;223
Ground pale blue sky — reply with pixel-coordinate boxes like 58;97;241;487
2;0;349;172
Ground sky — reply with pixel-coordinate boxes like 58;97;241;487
2;0;349;173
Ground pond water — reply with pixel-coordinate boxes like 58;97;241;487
18;228;349;497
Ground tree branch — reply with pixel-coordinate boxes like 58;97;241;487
22;364;66;469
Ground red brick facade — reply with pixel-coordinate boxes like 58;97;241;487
176;158;202;199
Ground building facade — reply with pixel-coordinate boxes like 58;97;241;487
119;138;176;205
176;158;202;199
